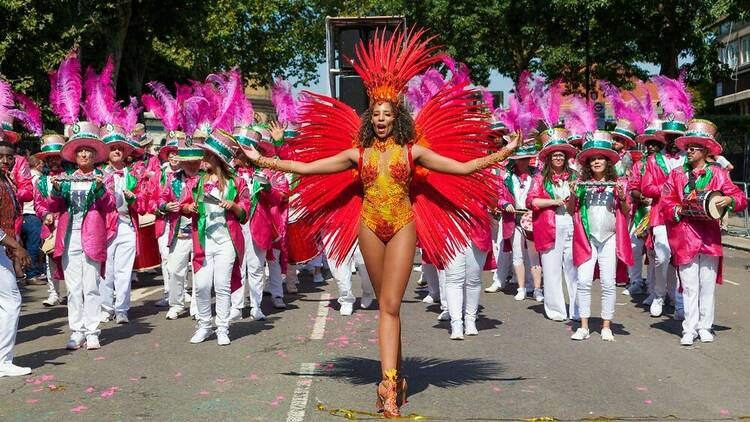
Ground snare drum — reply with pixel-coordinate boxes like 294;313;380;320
682;190;727;221
134;215;161;271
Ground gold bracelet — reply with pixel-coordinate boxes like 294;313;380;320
256;156;279;171
474;147;513;171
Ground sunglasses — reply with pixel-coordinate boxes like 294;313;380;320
686;146;706;153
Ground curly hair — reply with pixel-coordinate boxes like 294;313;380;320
357;102;415;147
542;153;574;183
580;157;617;182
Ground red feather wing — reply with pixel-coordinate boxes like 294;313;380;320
283;91;362;265
411;84;498;267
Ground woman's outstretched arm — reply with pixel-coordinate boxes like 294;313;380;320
242;145;358;175
411;133;520;175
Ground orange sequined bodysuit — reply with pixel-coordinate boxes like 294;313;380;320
359;137;414;242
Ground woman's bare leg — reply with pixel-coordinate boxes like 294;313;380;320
359;221;416;377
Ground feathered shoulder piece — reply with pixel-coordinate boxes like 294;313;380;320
563;96;596;137
351;27;443;105
49;48;82;125
82;56;116;125
142;81;180;132
651;70;693;121
271;78;299;125
600;81;644;134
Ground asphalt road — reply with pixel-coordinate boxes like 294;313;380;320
3;247;750;421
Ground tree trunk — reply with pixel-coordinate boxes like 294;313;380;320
118;0;153;98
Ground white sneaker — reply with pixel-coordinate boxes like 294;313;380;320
100;311;114;323
216;330;231;346
313;272;324;284
601;328;615;341
464;318;478;336
360;295;374;309
450;321;464;340
43;294;60;307
533;288;544;302
190;327;214;344
250;308;266;321
650;297;664;317
570;327;590;341
286;283;298;294
66;333;85;350
437;310;450;321
228;308;243;321
621;287;631;296
85;335;101;350
184;292;192;303
484;281;503;293
421;295;435;304
680;333;696;346
115;313;129;324
674;309;685;321
165;307;185;320
514;288;526;301
272;297;286;309
340;302;354;316
0;363;32;377
698;329;714;343
548;314;567;322
155;297;170;307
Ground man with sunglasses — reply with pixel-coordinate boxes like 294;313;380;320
661;119;746;346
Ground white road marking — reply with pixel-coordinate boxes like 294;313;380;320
130;286;162;302
724;279;740;286
286;362;316;422
310;292;331;340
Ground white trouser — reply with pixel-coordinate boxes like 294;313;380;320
491;221;513;286
329;246;374;305
629;233;644;285
63;229;101;336
157;223;170;296
166;236;192;310
576;235;617;320
0;247;21;365
678;254;718;337
652;225;677;299
442;243;487;323
306;253;324;270
424;263;440;299
540;219;578;320
243;239;267;310
194;237;235;331
46;254;61;297
267;249;284;298
511;227;539;291
100;220;136;314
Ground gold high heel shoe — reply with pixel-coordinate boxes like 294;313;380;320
375;369;400;417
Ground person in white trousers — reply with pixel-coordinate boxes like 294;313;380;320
328;244;375;316
568;133;632;342
442;239;488;340
153;153;179;307
100;135;143;325
527;131;579;322
0;139;32;377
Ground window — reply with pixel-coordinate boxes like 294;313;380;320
742;37;750;65
728;41;738;67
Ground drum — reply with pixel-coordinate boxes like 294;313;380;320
133;215;161;271
287;220;320;265
682;190;727;221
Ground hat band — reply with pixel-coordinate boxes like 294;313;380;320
613;127;636;140
581;140;614;151
178;149;204;158
661;121;686;132
41;143;64;153
234;134;258;148
644;128;658;135
69;132;101;142
103;133;128;144
684;130;714;139
205;136;234;161
1;122;12;131
543;139;570;149
283;130;299;139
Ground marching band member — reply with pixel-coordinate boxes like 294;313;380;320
661;120;746;345
528;128;579;321
569;131;633;341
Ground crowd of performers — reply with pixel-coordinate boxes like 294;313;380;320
0;27;747;417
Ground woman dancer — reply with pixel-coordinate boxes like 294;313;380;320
242;28;518;416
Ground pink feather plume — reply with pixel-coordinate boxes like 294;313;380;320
234;81;254;127
651;70;693;121
271;78;299;125
9;93;43;136
142;81;180;132
532;77;562;128
442;56;471;87
82;56;116;125
563;96;597;136
627;81;657;125
49;49;82;125
181;95;211;137
600;81;644;134
0;79;13;112
407;68;446;114
207;70;244;132
115;97;141;134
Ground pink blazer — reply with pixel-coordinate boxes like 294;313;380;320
526;174;562;253
160;171;200;247
661;165;747;283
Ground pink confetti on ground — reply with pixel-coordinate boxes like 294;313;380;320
197;391;210;396
26;399;39;404
32;387;44;393
644;399;653;405
492;386;502;393
47;384;57;390
367;338;378;343
296;336;305;342
175;372;182;379
215;379;228;384
94;356;106;361
70;405;88;414
276;351;288;358
129;377;140;382
248;373;258;380
245;354;252;359
85;387;95;394
720;409;730;416
100;386;118;398
276;395;285;401
635;386;648;391
565;325;573;332
40;374;55;381
154;342;160;348
270;400;280;407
